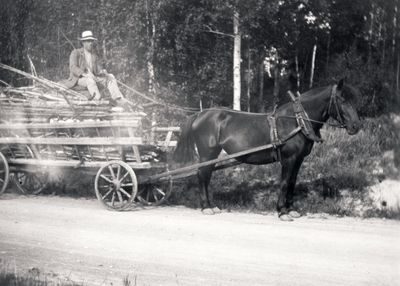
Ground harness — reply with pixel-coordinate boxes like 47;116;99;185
268;86;343;162
287;90;323;142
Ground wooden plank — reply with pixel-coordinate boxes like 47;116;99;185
141;143;276;184
156;140;177;147
127;127;141;163
8;158;152;169
0;120;141;130
0;136;143;145
132;145;142;163
163;131;173;148
153;127;180;132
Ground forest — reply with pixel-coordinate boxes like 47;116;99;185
0;0;399;116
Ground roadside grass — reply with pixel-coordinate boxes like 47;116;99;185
0;261;81;286
169;114;400;218
0;260;140;286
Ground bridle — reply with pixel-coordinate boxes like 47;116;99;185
277;84;348;129
327;85;346;128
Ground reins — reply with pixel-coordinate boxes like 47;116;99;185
277;115;345;128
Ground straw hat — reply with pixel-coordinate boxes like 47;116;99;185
79;30;97;41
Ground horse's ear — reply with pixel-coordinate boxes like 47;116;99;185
337;78;346;90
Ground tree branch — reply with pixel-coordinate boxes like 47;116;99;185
202;25;234;38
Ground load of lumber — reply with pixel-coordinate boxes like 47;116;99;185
0;85;146;123
0;63;146;124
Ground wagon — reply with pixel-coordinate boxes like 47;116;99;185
0;61;187;210
0;64;286;211
0;99;183;210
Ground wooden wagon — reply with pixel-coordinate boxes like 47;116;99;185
0;82;181;210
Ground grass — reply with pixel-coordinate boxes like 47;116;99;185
0;259;140;286
0;260;81;286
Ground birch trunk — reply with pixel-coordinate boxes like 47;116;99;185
392;3;398;64
368;4;375;65
273;64;280;109
146;0;156;94
382;25;386;64
233;10;241;110
258;60;264;113
246;48;251;112
309;40;317;89
295;51;300;90
100;0;107;61
326;31;331;70
397;53;400;92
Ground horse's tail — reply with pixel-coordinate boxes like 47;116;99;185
173;114;198;164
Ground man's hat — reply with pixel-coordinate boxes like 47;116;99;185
79;30;97;41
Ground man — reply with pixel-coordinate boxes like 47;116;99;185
63;30;130;107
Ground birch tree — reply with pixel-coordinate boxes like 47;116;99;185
233;9;241;110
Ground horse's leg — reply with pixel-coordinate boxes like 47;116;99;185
203;163;221;214
197;146;222;215
277;155;302;221
285;156;305;219
198;163;218;215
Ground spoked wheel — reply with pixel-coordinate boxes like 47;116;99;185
136;178;172;206
0;152;10;194
94;161;138;211
12;171;48;195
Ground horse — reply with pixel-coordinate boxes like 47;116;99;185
173;79;361;221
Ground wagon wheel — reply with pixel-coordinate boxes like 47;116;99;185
136;177;173;206
12;171;48;195
94;161;138;211
0;152;10;194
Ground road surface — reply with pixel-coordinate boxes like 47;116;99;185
0;194;399;285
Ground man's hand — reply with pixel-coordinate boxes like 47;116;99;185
82;70;96;79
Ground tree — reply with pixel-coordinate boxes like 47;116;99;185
233;8;241;110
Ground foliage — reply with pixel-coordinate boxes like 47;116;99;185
0;0;398;115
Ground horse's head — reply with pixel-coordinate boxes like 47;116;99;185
329;79;361;135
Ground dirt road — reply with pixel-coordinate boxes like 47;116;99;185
0;195;399;286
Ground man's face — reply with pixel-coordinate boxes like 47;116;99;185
82;40;94;52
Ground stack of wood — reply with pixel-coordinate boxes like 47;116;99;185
0;85;146;123
0;64;173;164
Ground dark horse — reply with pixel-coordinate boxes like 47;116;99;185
173;79;361;221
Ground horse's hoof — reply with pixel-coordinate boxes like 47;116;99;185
212;207;222;214
279;214;294;222
202;208;215;215
288;210;302;218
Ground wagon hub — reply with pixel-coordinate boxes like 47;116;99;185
112;179;121;190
